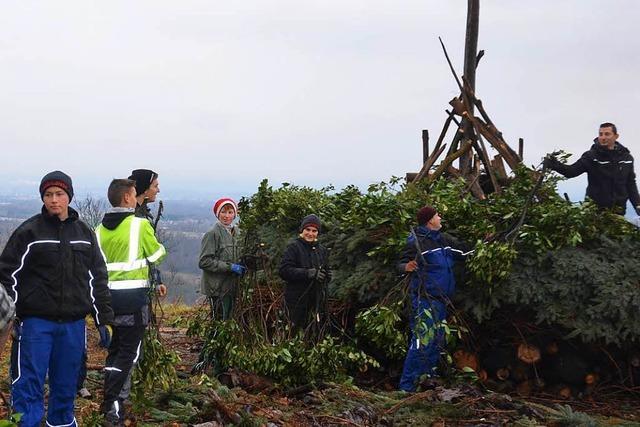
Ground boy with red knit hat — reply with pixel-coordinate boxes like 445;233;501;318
199;198;245;320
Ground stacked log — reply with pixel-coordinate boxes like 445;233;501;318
456;328;613;399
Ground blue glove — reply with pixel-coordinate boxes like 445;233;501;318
231;263;247;276
98;325;112;349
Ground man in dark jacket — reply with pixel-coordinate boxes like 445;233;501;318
0;171;114;427
279;214;331;331
397;206;472;392
545;122;640;215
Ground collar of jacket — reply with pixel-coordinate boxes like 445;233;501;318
416;225;441;241
41;205;79;224
296;236;317;248
101;210;135;230
590;139;630;155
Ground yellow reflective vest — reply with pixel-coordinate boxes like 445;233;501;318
96;213;166;314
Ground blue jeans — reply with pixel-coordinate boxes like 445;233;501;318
10;317;85;427
399;299;447;392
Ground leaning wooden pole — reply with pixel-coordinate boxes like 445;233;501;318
459;0;480;176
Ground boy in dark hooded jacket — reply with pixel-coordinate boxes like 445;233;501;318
279;214;331;331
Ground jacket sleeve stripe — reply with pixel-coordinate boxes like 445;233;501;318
94;228;109;264
146;245;166;263
449;247;475;256
108;279;148;290
70;240;92;245
87;270;101;325
11;320;23;385
421;248;443;255
128;218;142;263
11;240;60;305
106;260;147;272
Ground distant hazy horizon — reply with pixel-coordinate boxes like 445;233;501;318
2;1;638;200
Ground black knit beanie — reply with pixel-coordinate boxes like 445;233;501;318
299;214;321;232
39;171;74;201
128;169;158;196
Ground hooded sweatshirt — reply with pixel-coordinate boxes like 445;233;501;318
96;209;166;314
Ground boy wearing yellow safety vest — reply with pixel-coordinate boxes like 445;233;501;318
95;179;167;426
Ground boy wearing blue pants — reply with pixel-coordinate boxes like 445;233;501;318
397;206;472;392
0;171;114;426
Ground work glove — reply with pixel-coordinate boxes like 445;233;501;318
98;325;112;349
315;269;328;282
230;263;247;276
306;268;318;279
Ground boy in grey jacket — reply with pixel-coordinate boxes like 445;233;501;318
199;198;245;320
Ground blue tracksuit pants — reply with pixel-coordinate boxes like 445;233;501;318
10;317;85;427
399;299;447;392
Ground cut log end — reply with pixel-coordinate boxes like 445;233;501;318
453;349;479;372
496;367;510;381
545;342;559;355
584;373;598;385
517;343;541;364
559;386;572;399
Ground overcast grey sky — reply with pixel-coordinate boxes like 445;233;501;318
1;1;638;201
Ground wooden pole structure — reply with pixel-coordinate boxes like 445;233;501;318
459;0;480;175
518;137;524;160
422;130;430;165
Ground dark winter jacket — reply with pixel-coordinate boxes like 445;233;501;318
398;226;472;300
278;237;331;302
0;206;113;325
551;141;640;213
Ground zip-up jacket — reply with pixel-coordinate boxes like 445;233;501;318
279;237;331;302
96;210;166;315
551;141;640;213
0;206;113;325
199;221;242;297
398;226;472;300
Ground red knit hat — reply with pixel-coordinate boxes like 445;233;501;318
213;198;237;218
417;206;437;225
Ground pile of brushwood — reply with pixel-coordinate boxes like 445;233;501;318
189;168;640;400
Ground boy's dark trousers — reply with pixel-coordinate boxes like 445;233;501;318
102;322;145;423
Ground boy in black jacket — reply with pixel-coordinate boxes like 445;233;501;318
0;171;113;427
279;214;331;331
